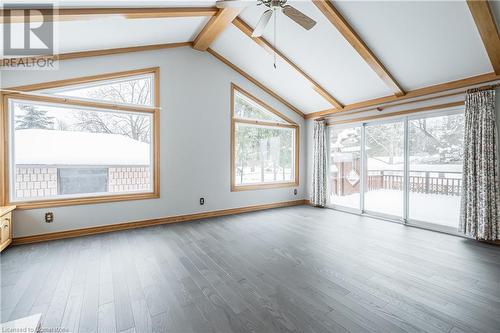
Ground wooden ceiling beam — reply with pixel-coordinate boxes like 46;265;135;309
193;8;243;51
312;0;405;96
305;72;500;119
0;7;218;23
207;48;305;118
233;17;343;109
467;0;500;74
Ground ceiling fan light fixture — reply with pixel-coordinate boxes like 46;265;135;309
252;9;273;37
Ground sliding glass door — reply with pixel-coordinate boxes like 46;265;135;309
408;111;464;230
364;120;405;219
328;125;362;211
327;107;465;233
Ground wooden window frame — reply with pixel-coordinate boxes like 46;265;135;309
231;83;299;191
0;67;160;209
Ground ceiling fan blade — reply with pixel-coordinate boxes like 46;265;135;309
252;9;272;37
215;0;258;9
282;5;317;30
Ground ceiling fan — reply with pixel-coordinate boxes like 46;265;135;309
216;0;317;37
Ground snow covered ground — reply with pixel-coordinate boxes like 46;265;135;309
331;189;460;228
237;167;293;184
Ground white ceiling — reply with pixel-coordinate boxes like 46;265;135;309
211;24;332;112
52;17;210;53
239;0;395;105
4;0;499;115
332;0;493;90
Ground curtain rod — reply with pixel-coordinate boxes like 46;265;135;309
324;101;464;126
471;83;500;91
317;82;500;122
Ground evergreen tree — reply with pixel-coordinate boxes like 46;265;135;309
16;105;54;130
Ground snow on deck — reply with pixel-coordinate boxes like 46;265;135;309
331;189;460;228
15;129;150;166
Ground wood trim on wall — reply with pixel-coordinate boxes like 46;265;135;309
193;8;243;51
234;118;298;128
154;68;161;203
322;90;465;122
466;0;500;74
233;84;298;125
312;0;404;96
1;42;193;67
9;193;161;210
305;72;500;119
327;101;464;126
5;67;161;92
232;17;343;109
12;199;308;245
230;83;300;192
1;93;157;114
207;47;305;118
0;95;6;206
0;7;218;23
1;67;161;209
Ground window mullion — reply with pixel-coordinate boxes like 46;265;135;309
360;124;366;213
403;117;410;224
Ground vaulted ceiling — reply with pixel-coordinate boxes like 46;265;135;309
2;0;500;117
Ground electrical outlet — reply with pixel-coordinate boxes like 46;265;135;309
45;212;54;223
200;197;205;205
294;189;297;195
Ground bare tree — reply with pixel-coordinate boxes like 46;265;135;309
73;78;152;143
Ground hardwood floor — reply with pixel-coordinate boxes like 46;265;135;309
1;205;500;333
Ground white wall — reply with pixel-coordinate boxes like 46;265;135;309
1;46;306;237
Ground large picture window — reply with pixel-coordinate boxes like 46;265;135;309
1;68;160;208
327;107;465;233
231;84;299;191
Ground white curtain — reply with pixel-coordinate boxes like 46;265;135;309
459;88;499;240
311;120;327;207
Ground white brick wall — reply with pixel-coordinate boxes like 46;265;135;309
14;165;151;200
108;167;151;193
15;166;57;200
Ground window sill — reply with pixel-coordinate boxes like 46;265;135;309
9;192;160;210
231;181;299;192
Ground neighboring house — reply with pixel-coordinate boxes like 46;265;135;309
14;129;151;200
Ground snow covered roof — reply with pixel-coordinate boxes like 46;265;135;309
367;158;462;173
330;157;462;173
15;129;150;166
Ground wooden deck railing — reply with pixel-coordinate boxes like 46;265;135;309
332;170;462;196
366;170;462;196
